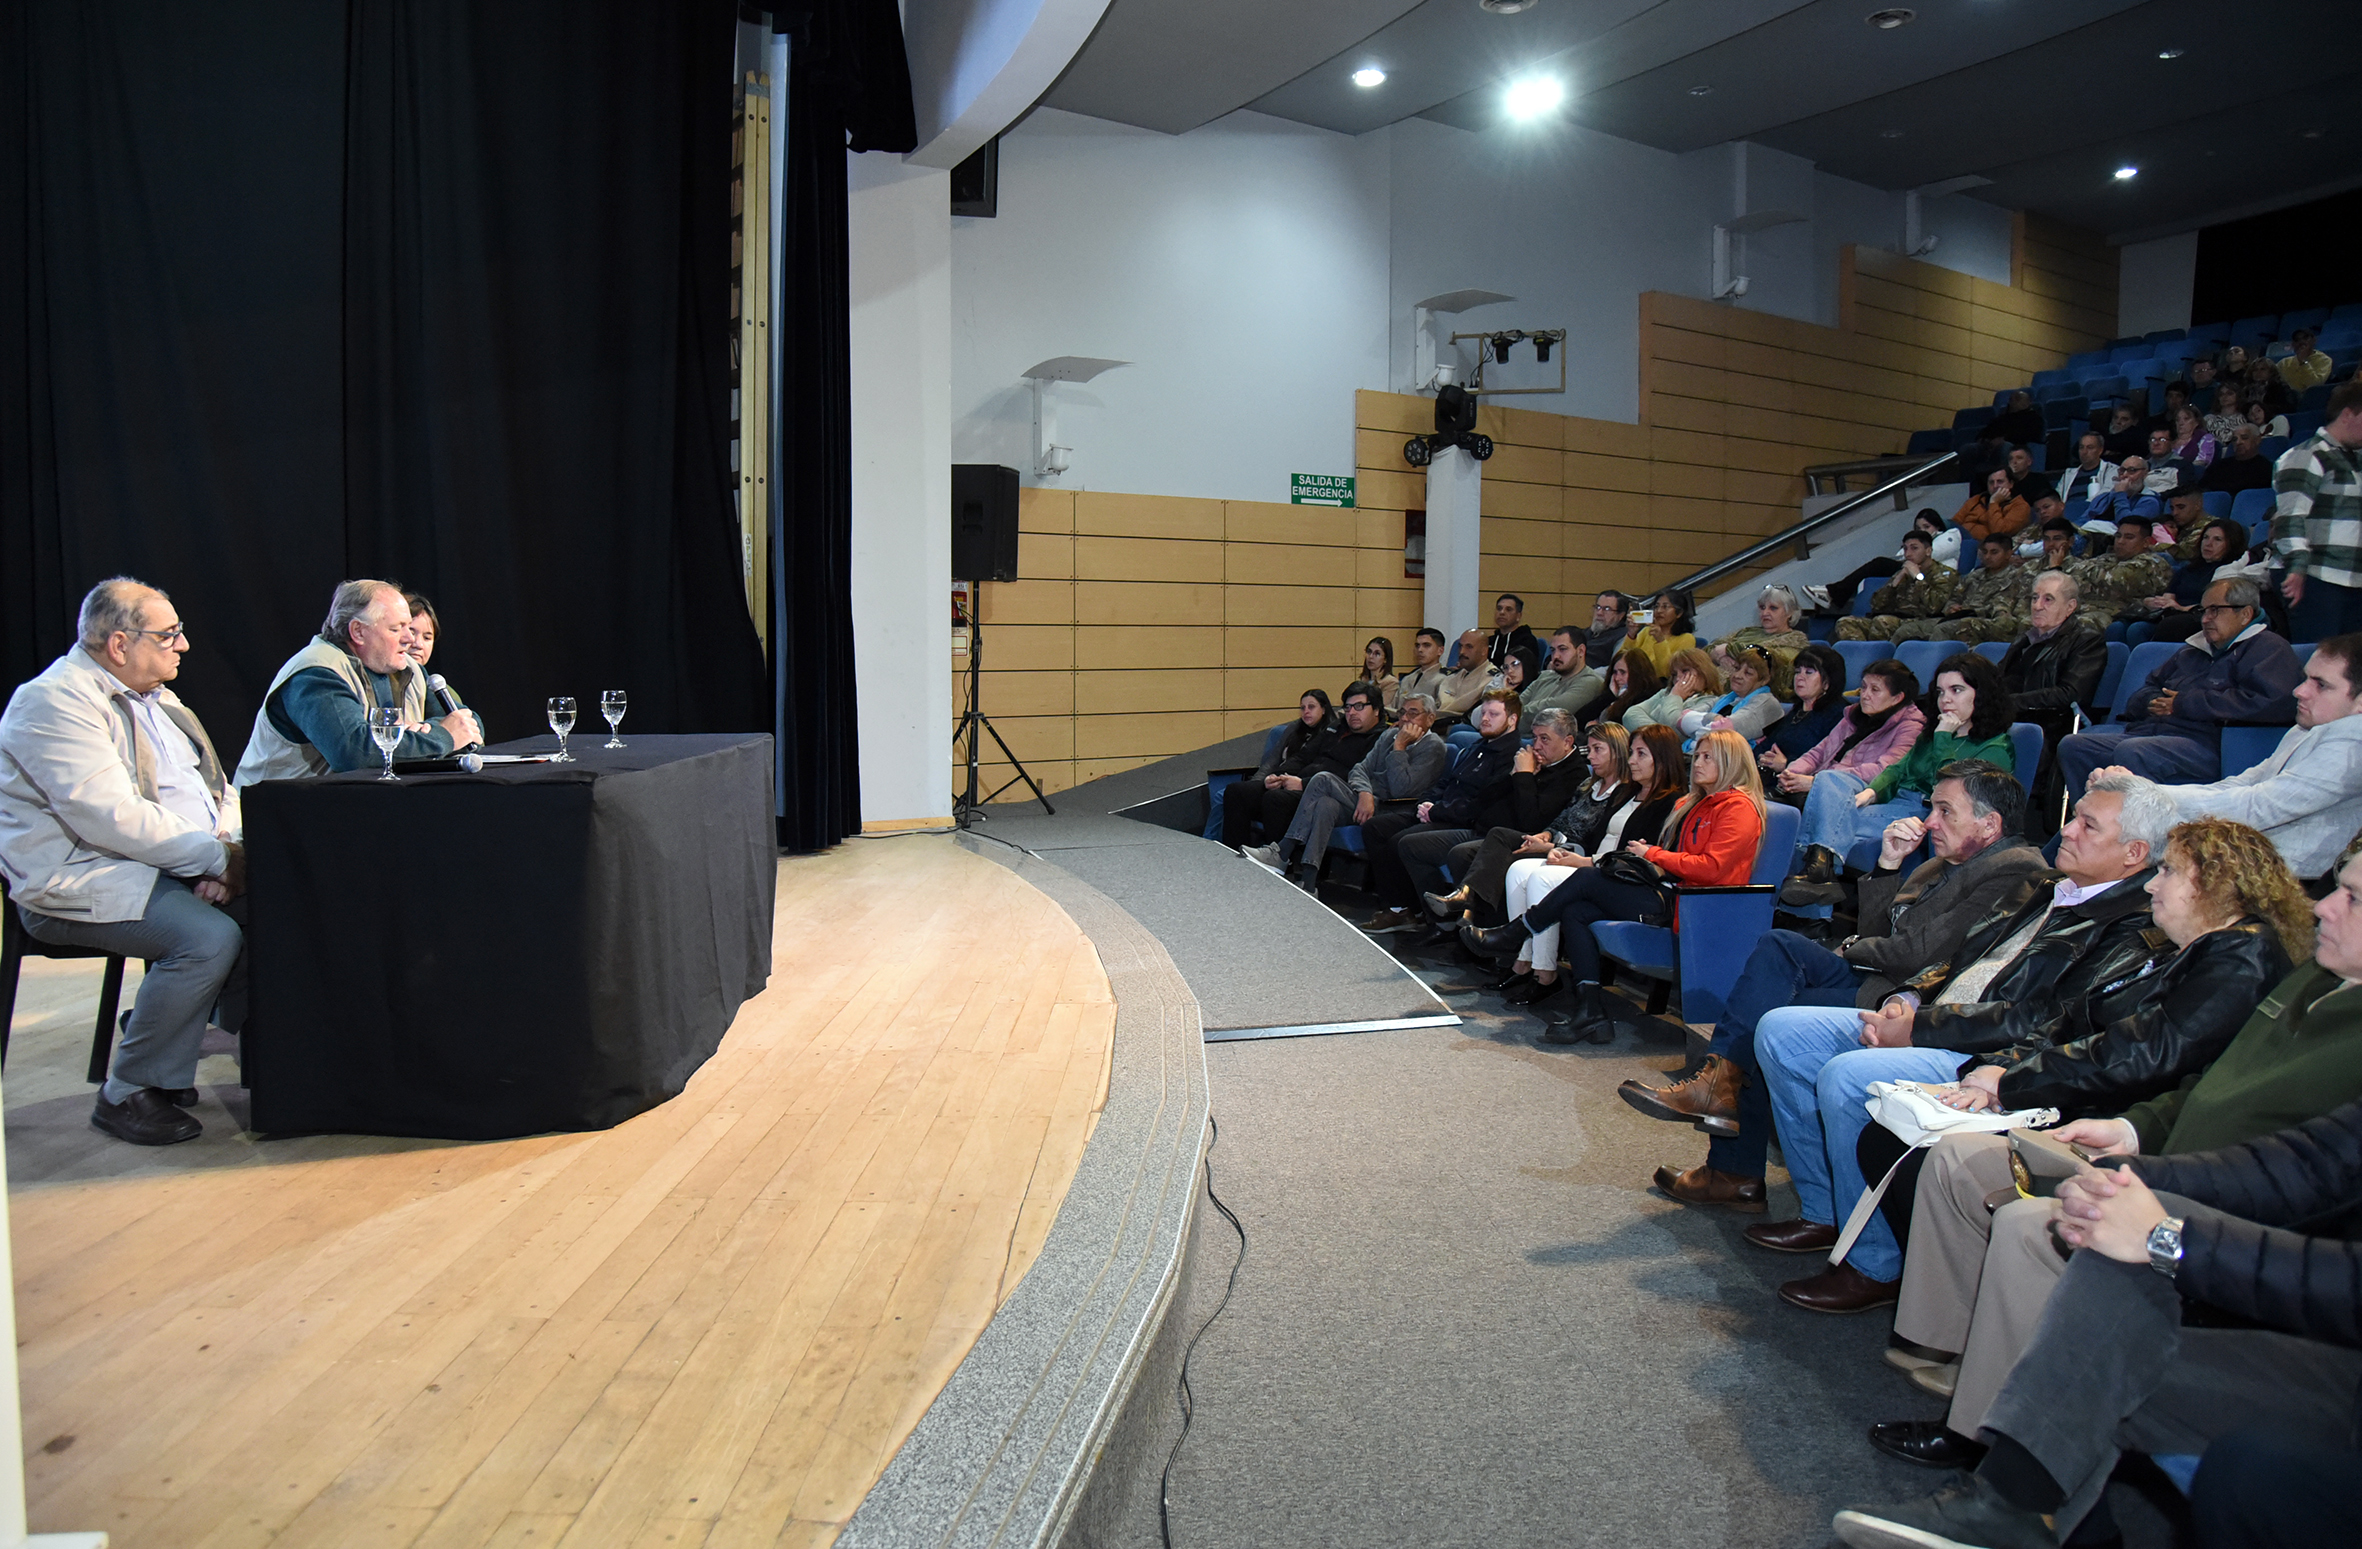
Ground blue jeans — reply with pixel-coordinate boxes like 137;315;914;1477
18;873;246;1102
1704;931;1867;1178
2056;723;2219;800
1797;770;1870;857
1842;792;1929;874
1756;1010;1964;1280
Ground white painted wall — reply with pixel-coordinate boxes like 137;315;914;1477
2119;231;2198;337
849;153;955;824
950;108;1390;505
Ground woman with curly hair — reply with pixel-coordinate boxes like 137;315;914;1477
1937;813;2308;1120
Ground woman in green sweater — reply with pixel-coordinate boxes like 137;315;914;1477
1800;652;2017;892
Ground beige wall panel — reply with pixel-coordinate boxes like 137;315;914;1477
1074;711;1227;760
1074;624;1221;670
978;579;1075;625
1355;587;1424;630
1651;326;1730;371
1356;426;1415;470
1478;553;1562;595
1354;545;1414;588
1223;708;1289;740
1563;417;1652;459
973;624;1076;671
1225;625;1364;671
1018;532;1076;580
1074;580;1223;626
1224;584;1357;627
1224;501;1357;547
1226;541;1356;587
1355;508;1411;550
969;713;1074;761
976;669;1076;717
1225;666;1349;710
1480;478;1562;523
967;757;1076;797
1481;441;1561;486
1915;289;1974;331
1649;527;1727;567
1355;468;1425;511
1356;389;1430;435
1726;467;1802;507
1562;452;1652;493
1075;535;1225;584
1073;491;1223;540
1649;426;1727;467
1482;515;1562;556
1020;487;1075;533
1076;669;1222;717
1650;494;1724;533
1475;403;1566;449
1651;392;1731;436
1649;459;1724;500
1566;485;1652;529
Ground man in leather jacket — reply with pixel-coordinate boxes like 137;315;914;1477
1626;760;2050;1213
1748;772;2177;1312
1994;570;2108;833
1836;1090;2362;1549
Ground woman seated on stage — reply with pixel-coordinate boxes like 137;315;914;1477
1780;654;2010;907
1464;728;1765;1042
1621;647;1721;733
1681;643;1789;750
1418;721;1634;931
1584;647;1661;731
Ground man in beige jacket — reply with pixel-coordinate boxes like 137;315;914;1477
0;578;245;1146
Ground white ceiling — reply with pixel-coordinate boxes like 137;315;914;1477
1037;0;2359;238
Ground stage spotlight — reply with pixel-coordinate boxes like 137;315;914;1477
1504;76;1564;121
1491;334;1515;364
1533;335;1552;363
1352;67;1386;88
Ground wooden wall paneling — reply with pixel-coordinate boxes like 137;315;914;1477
1223;625;1363;670
1072;492;1222;540
1222;502;1356;547
1073;536;1224;584
1222;584;1357;628
1075;669;1222;716
1072;625;1220;670
1222;542;1356;587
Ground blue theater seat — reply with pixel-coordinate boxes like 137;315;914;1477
1588;803;1800;1026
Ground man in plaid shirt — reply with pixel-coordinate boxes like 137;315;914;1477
2273;379;2362;640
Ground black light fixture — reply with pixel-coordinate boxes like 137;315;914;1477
1532;333;1554;363
1491;333;1516;364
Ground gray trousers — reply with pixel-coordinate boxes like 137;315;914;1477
1982;1204;2362;1536
18;873;246;1101
1282;771;1419;876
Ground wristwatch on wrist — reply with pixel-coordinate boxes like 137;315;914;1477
2146;1215;2186;1279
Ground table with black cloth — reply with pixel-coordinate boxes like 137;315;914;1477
241;733;775;1139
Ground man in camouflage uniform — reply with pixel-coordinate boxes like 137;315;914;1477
1899;532;2033;644
2070;513;2176;631
1837;528;1956;641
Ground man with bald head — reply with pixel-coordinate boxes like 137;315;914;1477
234;579;480;783
0;578;247;1145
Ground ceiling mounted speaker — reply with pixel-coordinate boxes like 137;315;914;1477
1866;7;1915;27
1479;0;1536;14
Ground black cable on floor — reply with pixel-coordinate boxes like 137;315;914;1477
1160;1113;1246;1549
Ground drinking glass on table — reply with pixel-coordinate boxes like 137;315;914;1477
601;689;627;748
548;696;577;762
368;706;403;782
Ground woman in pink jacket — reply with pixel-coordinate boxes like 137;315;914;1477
1770;658;1925;897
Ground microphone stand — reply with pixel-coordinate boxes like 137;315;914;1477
952;583;1054;828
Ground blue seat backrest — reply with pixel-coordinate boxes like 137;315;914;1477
2080;375;2127;400
2201;491;2231;518
2067;350;2109;371
1973;641;2008;664
2092;641;2129;717
2031;369;2073;389
2007;723;2044;795
1851;580;1881;616
2232;314;2279;336
2288;412;2325;440
2217;725;2284;778
1751;803;1801;885
1907;428;1951;455
1954;406;1996;431
2107;343;2147;363
2259;435;2291;463
2114;640;2184;721
1261;721;1291;763
2062;496;2089;528
2280;307;2329;333
1833;640;1889;685
1893;639;1953;686
2231;487;2275;534
2143;328;2186;345
2295;642;2318;666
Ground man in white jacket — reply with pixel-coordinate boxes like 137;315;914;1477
0;578;245;1146
2093;631;2362;882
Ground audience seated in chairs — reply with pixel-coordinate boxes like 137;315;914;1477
1248;693;1447;888
2120;513;2249;645
0;577;248;1147
1625;588;1699;678
1395;704;1585;939
1620;646;1721;733
1352;635;1400;715
1433;627;1493;724
1682;642;1789;748
1623;758;2049;1213
1461;729;1764;1047
1749;772;2175;1313
1839;530;1956;642
1769;659;1925;833
1394;627;1451;718
2052;432;2116;507
1756;644;1847;784
2071;514;2178;638
2090;631;2362;886
2198;420;2274;498
1901;534;2030;645
1993;568;2106;829
1356;688;1524;934
1783;653;2015;908
1420;712;1619;927
1222;686;1380;850
1585;647;1662;732
1516;629;1605;729
2056;575;2303;797
1950;468;2032;546
1864;825;2333;1498
1485;592;1536;670
1583;590;1632;675
1711;584;1809;667
1424;723;1677;1007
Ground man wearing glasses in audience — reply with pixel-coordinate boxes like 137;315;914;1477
0;578;247;1146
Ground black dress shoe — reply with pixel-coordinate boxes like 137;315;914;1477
91;1088;202;1146
1867;1419;1988;1470
1503;974;1563;1006
1491;967;1538;994
1459;919;1526;958
166;1088;200;1108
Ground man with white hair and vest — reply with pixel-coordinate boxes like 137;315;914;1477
234;579;479;783
0;578;246;1145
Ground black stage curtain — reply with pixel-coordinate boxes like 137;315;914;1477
770;1;916;852
2192;187;2362;326
2;0;764;753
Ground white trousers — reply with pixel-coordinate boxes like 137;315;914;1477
1503;858;1579;973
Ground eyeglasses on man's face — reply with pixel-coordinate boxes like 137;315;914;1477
131;624;187;645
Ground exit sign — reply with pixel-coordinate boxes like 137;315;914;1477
1290;473;1356;507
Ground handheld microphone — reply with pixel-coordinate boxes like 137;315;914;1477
428;673;483;753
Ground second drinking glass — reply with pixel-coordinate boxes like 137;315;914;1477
548;696;577;762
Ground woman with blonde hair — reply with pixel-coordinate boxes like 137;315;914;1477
1465;728;1763;1043
1938;814;2309;1119
1622;646;1722;733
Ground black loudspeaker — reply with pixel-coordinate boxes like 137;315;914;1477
952;464;1020;583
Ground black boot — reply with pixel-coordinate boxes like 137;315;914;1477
1460;918;1527;958
1539;982;1615;1044
1779;845;1845;908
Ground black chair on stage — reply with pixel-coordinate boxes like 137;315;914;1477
0;876;133;1082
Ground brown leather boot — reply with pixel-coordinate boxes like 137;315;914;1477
1617;1055;1743;1134
1651;1162;1766;1212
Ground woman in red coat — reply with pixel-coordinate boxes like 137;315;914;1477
1464;729;1766;1045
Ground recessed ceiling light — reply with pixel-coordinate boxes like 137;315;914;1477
1689;85;1714;97
2157;48;2184;59
1478;0;1535;13
1879;128;1905;139
2302;128;2326;139
1352;67;1387;88
2114;165;2139;181
1504;75;1566;120
1866;8;1915;28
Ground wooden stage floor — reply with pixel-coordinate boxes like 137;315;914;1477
3;836;1114;1549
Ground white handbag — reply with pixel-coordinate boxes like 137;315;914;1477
1828;1081;2060;1266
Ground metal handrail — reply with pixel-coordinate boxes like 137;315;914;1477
1670;450;1959;596
1804;453;1953;498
